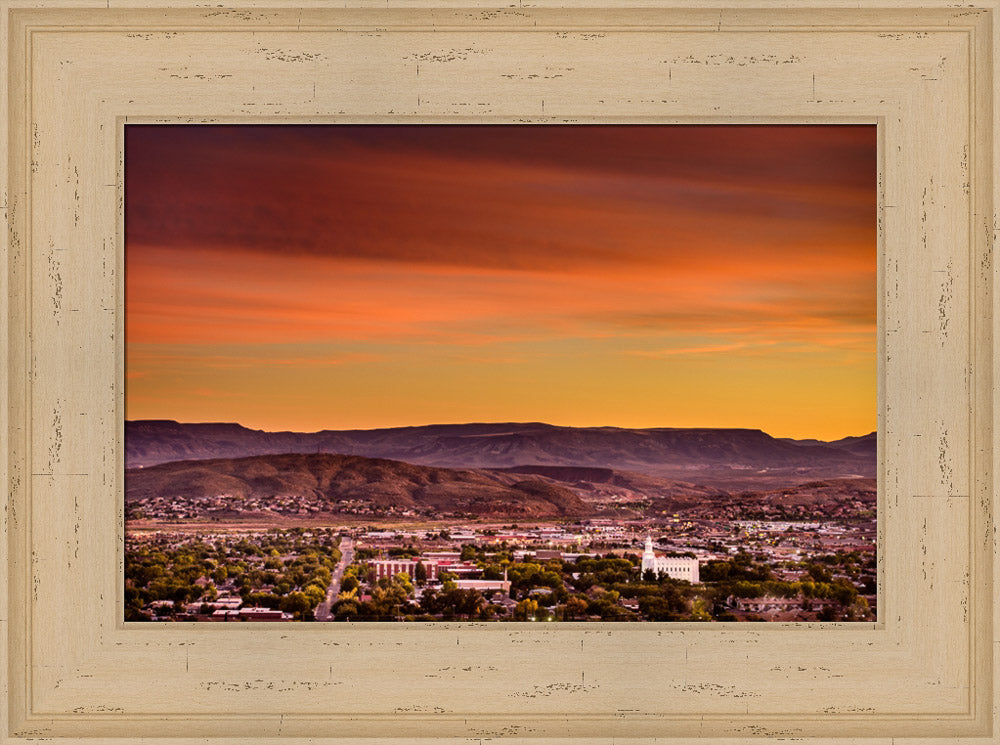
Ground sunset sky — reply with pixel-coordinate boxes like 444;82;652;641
125;125;876;440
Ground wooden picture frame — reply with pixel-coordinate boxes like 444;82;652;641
1;2;996;742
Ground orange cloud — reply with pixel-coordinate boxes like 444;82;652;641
627;341;778;358
125;125;876;438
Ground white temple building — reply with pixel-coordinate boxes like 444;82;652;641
641;536;700;583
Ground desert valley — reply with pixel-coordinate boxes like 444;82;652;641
125;420;877;623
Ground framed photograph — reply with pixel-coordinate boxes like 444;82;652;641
2;2;997;743
122;122;879;629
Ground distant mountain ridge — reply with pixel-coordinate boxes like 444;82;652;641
126;420;875;489
779;433;876;459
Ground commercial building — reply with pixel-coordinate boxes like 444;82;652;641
454;579;511;592
371;558;439;581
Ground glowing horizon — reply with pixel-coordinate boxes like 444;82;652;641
125;125;876;441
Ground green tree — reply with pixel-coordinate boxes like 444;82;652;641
688;597;712;622
304;584;327;608
393;572;414;596
370;581;410;620
482;563;504;580
280;592;312;618
333;600;360;621
562;595;590;620
806;563;833;583
460;544;478;561
513;598;539;621
638;595;680;621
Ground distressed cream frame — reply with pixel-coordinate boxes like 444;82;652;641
2;2;997;743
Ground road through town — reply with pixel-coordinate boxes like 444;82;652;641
314;536;353;621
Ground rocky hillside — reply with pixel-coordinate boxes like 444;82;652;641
125;452;589;519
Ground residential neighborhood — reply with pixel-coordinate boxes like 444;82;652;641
126;507;876;623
